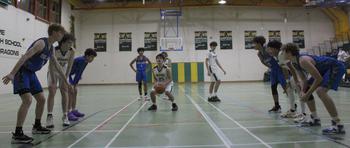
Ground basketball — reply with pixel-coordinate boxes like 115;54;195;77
154;83;166;94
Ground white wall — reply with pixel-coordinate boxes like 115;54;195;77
75;6;334;84
0;0;74;94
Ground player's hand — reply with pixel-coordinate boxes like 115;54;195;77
2;74;14;85
207;72;210;76
223;70;226;75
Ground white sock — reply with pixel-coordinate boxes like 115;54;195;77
300;101;306;114
286;87;296;111
213;92;217;97
311;112;319;119
209;93;213;97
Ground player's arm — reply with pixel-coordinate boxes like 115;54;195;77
152;69;158;83
66;48;75;77
129;58;137;73
146;57;152;73
51;48;70;86
215;58;226;75
299;57;323;99
257;52;270;68
205;57;210;76
2;40;45;84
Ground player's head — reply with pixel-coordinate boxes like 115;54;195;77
58;33;75;51
282;43;299;60
137;47;145;55
48;24;66;42
156;53;165;65
84;48;97;63
161;51;168;58
267;40;282;56
253;36;266;51
209;41;218;50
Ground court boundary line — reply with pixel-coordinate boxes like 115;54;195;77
179;86;232;148
104;102;147;148
194;93;272;148
67;98;138;148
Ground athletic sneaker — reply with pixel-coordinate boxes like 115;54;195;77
148;104;157;111
72;110;85;117
293;113;306;123
68;112;78;121
268;105;281;113
172;103;178;111
32;125;51;134
144;95;150;101
208;96;215;102
280;110;296;118
62;115;70;126
11;132;33;144
322;120;346;135
138;95;143;101
46;114;54;128
299;115;321;127
212;96;221;102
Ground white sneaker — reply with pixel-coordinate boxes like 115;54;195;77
62;115;70;126
280;110;296;118
293;113;306;123
144;95;150;101
46;114;54;128
138;96;143;101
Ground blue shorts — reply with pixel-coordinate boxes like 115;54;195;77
13;68;43;95
270;69;287;88
136;70;147;82
308;64;345;90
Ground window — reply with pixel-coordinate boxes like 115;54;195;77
17;0;34;13
11;0;61;24
36;0;48;20
50;0;61;23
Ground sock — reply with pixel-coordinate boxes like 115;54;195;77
332;117;341;124
34;119;41;127
47;112;52;115
213;92;217;97
311;112;319;119
209;93;213;97
287;87;296;110
300;102;306;114
15;127;23;135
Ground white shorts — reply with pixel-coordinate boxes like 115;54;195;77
209;66;220;82
47;67;67;87
152;81;174;94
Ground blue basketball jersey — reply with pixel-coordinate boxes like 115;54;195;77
23;38;52;72
136;56;148;71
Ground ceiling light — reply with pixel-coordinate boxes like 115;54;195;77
218;0;226;4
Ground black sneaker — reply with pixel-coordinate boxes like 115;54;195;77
148;104;157;111
172;103;178;111
32;125;51;134
268;105;281;113
11;132;34;144
208;97;215;102
212;96;221;102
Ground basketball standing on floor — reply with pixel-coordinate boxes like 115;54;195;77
46;33;75;128
2;24;67;144
205;41;226;102
130;47;152;100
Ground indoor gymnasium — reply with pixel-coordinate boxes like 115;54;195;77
1;0;350;148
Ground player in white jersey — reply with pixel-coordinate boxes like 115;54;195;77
46;33;75;127
205;42;226;102
148;54;178;111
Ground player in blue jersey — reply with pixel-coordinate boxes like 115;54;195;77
130;47;152;101
284;43;345;135
2;24;67;144
253;36;282;113
67;48;97;121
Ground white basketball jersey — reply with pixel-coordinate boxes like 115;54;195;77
153;65;169;82
207;50;218;68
